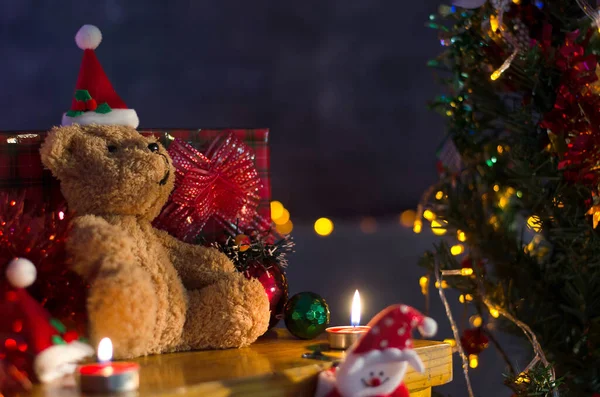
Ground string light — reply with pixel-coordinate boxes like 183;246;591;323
431;219;447;236
490;49;519;81
489;308;500;318
423;209;436;221
443;338;457;347
435;280;449;289
434;261;475;397
469;354;479;369
435;190;444;200
413;219;423;234
457;230;467;242
515;372;531;384
314;218;334;236
470;315;483;327
496;145;504;154
451;244;465;255
527;215;542;232
419;276;429;295
493;184;500;192
441;268;473;277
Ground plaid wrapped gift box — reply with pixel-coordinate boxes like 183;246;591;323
0;129;271;229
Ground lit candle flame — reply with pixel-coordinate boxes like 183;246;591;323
351;290;361;327
97;337;113;363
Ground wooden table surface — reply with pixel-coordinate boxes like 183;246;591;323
33;329;452;397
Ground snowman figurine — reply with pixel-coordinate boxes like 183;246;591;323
315;304;437;397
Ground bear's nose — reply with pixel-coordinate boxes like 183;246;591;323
148;143;160;153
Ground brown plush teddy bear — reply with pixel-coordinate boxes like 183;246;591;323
39;25;270;359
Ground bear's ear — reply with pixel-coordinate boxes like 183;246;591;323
40;125;84;180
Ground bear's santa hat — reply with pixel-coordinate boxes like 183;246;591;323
4;258;94;383
61;25;139;128
340;304;437;375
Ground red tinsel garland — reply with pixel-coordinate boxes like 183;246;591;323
0;192;88;334
539;27;600;185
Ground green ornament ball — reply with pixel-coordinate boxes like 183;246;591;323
284;292;330;339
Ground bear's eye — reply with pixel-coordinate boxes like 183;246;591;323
148;143;160;153
107;145;118;153
369;372;374;377
379;371;384;376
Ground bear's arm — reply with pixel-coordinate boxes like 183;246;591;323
68;215;137;280
153;228;236;289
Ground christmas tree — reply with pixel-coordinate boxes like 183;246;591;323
420;1;600;395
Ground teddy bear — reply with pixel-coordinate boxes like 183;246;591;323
38;25;270;359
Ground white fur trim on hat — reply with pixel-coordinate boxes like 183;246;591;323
418;317;438;337
340;347;425;376
61;109;139;129
34;341;94;383
75;25;102;50
6;258;37;288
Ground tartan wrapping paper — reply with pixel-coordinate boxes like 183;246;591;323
0;129;271;230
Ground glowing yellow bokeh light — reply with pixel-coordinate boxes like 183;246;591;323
470;315;483;328
527;215;542;232
457;230;467;242
413;220;422;234
314;217;334;236
465;294;473;302
498;196;509;209
489;308;500;318
419;276;429;295
450;244;464;256
497;145;504;154
459;294;465;303
443;338;457;347
400;210;416;227
493;184;500;192
423;210;436;221
461;268;474;276
435;280;449;289
276;220;293;235
435;191;444;200
431;219;447;236
469;354;479;369
270;201;284;221
490;15;499;32
273;208;290;225
490;70;502;81
360;217;377;234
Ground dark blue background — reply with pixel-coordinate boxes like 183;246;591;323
0;0;444;219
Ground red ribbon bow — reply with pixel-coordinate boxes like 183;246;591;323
154;134;270;243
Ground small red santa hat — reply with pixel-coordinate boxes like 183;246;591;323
61;25;139;129
5;258;93;383
342;304;437;375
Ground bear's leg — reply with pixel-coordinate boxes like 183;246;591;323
87;263;159;359
181;272;270;350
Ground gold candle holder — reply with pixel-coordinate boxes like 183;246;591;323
326;326;370;350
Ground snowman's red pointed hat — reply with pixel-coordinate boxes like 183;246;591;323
5;258;94;383
61;25;139;128
339;304;438;375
